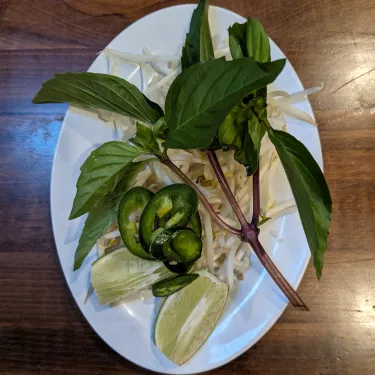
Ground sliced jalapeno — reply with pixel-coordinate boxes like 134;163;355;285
187;212;202;237
149;227;184;262
139;184;198;248
150;227;202;263
152;274;199;297
164;260;195;274
170;229;202;263
157;210;201;237
118;187;154;260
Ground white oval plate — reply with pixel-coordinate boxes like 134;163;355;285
51;4;322;374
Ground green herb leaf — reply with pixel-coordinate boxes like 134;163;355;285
181;0;214;70
70;142;147;220
218;103;265;174
246;18;271;63
267;129;332;279
130;123;159;152
227;16;271;173
248;108;266;155
33;72;163;124
164;57;285;149
229;18;271;63
74;160;150;270
234;129;258;173
228;22;247;59
106;159;153;201
218;104;246;148
153;117;168;140
73;201;117;271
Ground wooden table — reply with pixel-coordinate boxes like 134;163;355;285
1;0;374;374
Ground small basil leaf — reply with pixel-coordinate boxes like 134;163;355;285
228;18;270;63
107;160;153;201
248;109;266;154
234;129;258;174
267;129;332;279
228;22;247;59
73;201;118;271
218;104;263;175
33;72;163;124
246;18;271;63
74;160;150;270
218;104;246;148
130;123;159;152
153;117;168;140
69;142;146;220
227;18;270;173
181;0;214;70
164;57;285;149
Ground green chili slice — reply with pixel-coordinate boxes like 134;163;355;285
152;274;199;297
139;184;198;248
118;187;154;259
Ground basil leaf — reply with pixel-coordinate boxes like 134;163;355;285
229;18;270;63
33;72;163;124
227;17;271;173
248;109;266;155
218;104;246;148
246;18;271;63
228;22;247;59
234;130;257;173
228;18;269;172
73;201;117;271
218;104;265;174
74;160;150;270
69;142;146;220
164;57;285;149
181;0;214;70
267;129;332;279
130;123;159;152
153;117;168;140
106;159;153;201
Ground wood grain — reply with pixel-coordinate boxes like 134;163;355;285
1;0;375;374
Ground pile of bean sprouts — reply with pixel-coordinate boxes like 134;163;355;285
94;36;322;289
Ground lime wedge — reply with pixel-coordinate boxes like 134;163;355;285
91;247;171;305
154;270;228;365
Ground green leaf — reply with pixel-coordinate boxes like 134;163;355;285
267;129;332;279
74;160;150;270
164;57;285;149
130;123;159;152
228;22;247;59
106;159;153;201
69;142;146;220
73;201;117;271
181;0;214;70
33;72;163;124
218;103;265;174
227;18;270;173
234;130;258;173
228;18;271;63
246;18;271;63
153;117;168;140
248;109;266;154
218;104;246;148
